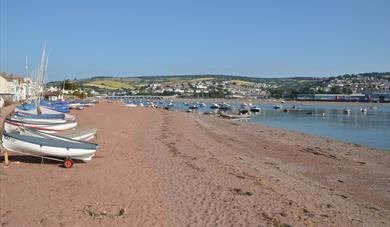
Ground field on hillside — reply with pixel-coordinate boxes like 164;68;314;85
84;80;135;89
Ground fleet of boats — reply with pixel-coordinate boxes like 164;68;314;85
2;100;98;168
0;43;99;168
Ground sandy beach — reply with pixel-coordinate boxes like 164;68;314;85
0;102;389;226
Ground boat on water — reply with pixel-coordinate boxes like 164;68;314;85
188;104;198;110
198;103;206;108
219;102;232;110
250;105;261;112
343;108;351;114
273;104;283;109
2;130;98;167
239;103;250;114
4;117;77;133
210;103;219;109
360;108;367;113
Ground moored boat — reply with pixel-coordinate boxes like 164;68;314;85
219;102;232;110
188;104;198;110
273;104;283;109
199;103;206;108
250;105;261;112
210;103;219;109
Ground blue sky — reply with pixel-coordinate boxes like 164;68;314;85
0;0;389;81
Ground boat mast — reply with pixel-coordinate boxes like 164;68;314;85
37;41;47;105
25;56;29;78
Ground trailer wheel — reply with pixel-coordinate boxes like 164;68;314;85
63;158;74;168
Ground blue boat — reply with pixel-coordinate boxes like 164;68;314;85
40;100;70;113
16;104;36;111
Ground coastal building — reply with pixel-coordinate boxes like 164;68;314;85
0;75;8;94
5;76;21;102
0;74;34;102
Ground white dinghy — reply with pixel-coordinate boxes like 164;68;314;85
4;117;77;133
2;130;98;167
19;127;97;142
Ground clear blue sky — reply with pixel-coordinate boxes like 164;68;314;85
1;0;389;81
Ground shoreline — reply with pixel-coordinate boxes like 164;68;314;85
1;102;389;226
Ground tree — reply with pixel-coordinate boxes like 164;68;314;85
64;80;80;90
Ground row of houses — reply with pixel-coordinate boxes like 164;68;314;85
0;74;34;102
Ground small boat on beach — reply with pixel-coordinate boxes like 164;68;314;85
126;103;137;107
19;127;97;142
11;113;67;124
219;112;250;120
4;117;77;133
2;130;98;167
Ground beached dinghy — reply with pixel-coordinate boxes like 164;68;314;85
2;130;98;167
4;117;77;133
15;104;38;114
15;105;76;121
20;127;97;141
11;113;67;124
219;112;251;120
39;106;76;121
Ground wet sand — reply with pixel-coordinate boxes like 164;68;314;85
1;102;389;226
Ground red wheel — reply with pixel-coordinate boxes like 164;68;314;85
63;159;74;168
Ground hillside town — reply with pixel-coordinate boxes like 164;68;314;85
1;72;390;105
110;73;390;101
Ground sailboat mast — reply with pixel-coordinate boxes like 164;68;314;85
42;54;49;100
25;56;29;78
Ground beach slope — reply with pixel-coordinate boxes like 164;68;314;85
1;102;389;226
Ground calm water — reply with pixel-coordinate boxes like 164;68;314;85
169;102;390;151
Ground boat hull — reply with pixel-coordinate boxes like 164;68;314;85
4;118;77;133
11;116;66;124
2;133;96;161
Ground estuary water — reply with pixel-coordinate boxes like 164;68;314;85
173;102;390;151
